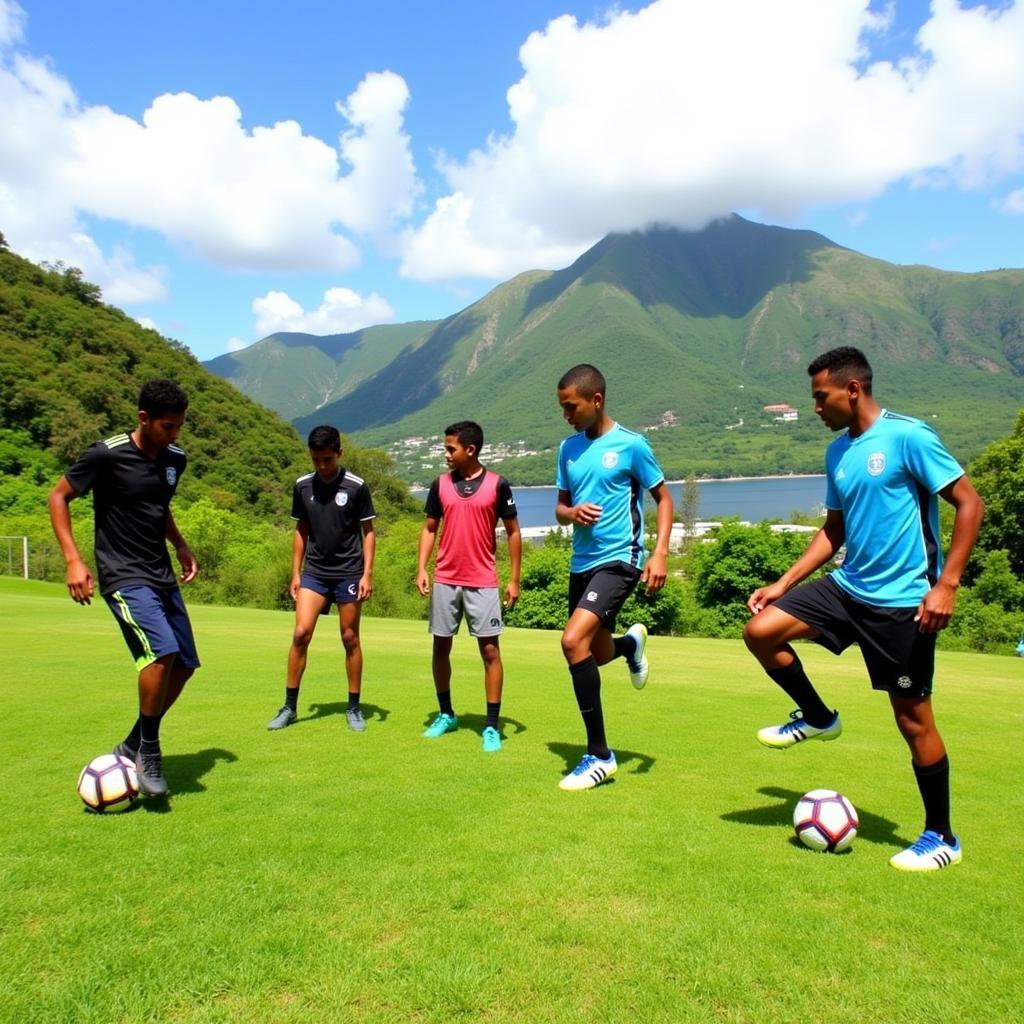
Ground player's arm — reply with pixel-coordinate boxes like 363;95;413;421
640;480;673;595
290;520;309;601
48;476;93;604
165;511;198;583
555;488;602;526
358;520;376;601
747;508;846;614
503;517;522;609
916;475;985;633
417;517;440;596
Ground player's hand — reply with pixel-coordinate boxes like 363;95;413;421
177;544;198;584
504;581;520;609
572;503;603;526
66;558;94;605
358;575;373;602
289;575;301;601
747;581;786;616
915;581;956;633
416;570;431;596
641;552;667;595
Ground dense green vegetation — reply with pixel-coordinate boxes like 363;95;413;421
3;580;1023;1024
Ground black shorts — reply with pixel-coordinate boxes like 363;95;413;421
568;561;641;630
773;575;935;697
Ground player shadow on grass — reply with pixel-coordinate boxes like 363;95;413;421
306;702;391;724
142;747;238;813
547;741;655;782
720;786;912;850
440;712;527;738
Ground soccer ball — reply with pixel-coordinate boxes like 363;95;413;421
77;754;140;813
793;789;858;853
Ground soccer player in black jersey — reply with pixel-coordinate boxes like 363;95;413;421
49;380;200;798
267;425;377;733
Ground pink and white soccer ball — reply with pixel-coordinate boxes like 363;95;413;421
77;754;140;813
793;789;858;853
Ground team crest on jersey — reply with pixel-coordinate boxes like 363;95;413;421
602;451;619;469
867;452;886;476
335;492;348;507
165;467;177;486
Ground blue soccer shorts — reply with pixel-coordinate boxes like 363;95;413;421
105;585;201;671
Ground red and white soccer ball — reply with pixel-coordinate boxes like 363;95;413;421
793;789;858;853
77;754;140;813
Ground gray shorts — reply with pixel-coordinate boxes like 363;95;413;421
429;582;503;638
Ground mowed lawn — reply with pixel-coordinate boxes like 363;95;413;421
1;578;1022;1024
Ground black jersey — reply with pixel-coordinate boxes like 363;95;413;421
423;470;517;520
64;432;187;595
291;467;376;578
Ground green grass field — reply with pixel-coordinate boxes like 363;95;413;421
2;577;1022;1024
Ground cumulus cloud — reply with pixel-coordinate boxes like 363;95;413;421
134;316;160;332
252;287;396;338
0;1;418;289
401;0;1024;281
995;188;1024;214
225;337;248;353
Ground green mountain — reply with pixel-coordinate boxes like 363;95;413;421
207;216;1024;483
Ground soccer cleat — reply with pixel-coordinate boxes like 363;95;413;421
889;830;962;872
482;726;502;752
624;623;649;689
113;741;137;762
346;707;367;732
423;712;458;738
267;705;297;731
135;746;168;798
558;752;618;791
757;709;841;749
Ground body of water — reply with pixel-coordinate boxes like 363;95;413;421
413;475;827;528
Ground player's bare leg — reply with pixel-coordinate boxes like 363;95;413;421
424;635;458;737
340;601;366;731
269;588;326;730
478;636;503;751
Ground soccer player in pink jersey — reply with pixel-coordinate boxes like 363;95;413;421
416;422;522;752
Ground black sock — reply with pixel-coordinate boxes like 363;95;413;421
612;635;636;662
123;719;142;754
766;656;833;728
485;701;501;729
437;689;454;716
347;691;360;711
913;755;953;844
569;656;609;759
139;713;161;746
284;688;299;713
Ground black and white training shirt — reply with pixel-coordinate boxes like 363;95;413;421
64;432;187;595
291;468;376;578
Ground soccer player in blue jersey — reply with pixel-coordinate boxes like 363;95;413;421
49;380;199;799
744;347;984;871
554;364;674;791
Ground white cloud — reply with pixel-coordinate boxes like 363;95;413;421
847;209;869;227
134;316;159;332
994;188;1024;214
252;287;396;338
226;337;248;353
0;4;418;283
401;0;1024;281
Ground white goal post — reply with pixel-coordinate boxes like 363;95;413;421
0;536;29;579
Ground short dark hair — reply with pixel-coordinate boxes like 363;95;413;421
307;425;341;451
558;363;606;399
444;421;484;452
138;379;188;417
807;347;873;394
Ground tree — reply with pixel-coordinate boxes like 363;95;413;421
970;409;1024;576
678;474;700;549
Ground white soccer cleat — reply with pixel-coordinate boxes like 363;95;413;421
625;623;649;689
889;830;962;872
558;752;618;791
757;710;841;749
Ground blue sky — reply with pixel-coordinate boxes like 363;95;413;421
2;0;1023;361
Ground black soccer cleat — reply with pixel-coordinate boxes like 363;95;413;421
135;745;168;798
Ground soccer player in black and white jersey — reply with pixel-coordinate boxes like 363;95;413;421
49;379;200;798
267;425;377;733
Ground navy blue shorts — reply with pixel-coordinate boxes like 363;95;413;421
773;575;935;697
568;560;641;630
300;573;362;614
105;586;200;671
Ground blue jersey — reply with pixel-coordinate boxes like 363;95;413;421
825;410;963;607
556;423;665;573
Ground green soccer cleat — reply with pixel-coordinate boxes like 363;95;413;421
482;726;501;752
423;712;458;738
